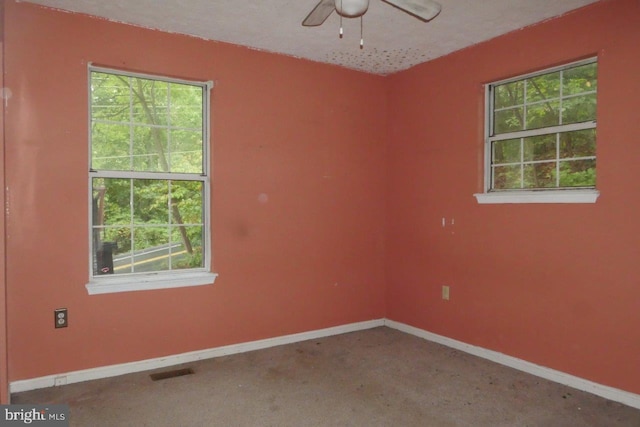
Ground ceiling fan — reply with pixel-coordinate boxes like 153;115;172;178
302;0;442;27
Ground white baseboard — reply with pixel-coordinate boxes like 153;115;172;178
10;318;385;394
11;318;640;411
384;319;640;410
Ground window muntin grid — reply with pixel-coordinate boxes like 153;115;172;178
487;59;597;191
90;71;204;174
491;129;596;190
89;67;210;278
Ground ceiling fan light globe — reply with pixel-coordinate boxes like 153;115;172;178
335;0;369;18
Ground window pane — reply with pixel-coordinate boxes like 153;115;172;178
563;63;597;96
91;71;205;175
169;84;203;129
490;130;595;191
108;227;133;275
92;226;131;275
169;181;204;270
91;73;130;122
493;138;520;164
131;80;169;126
130;127;204;173
93;178;131;227
92;123;130;170
559;159;596;187
91;176;207;275
523;162;556;189
133;126;168;172
172;226;204;270
132;227;170;273
494;107;524;134
170;181;203;225
170;130;203;173
92;178;133;275
104;227;132;257
133;180;169;225
559;129;596;159
525;101;560;129
523;134;556;162
562;93;597;124
494;81;524;109
526;72;560;103
493;165;521;189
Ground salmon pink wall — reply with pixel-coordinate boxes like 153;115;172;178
5;0;640;400
386;0;640;395
3;1;387;381
0;0;9;403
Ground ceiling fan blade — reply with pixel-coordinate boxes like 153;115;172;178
302;0;336;26
382;0;442;22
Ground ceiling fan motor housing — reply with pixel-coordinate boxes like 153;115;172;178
335;0;369;17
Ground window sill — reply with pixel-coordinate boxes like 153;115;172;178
86;271;219;295
474;189;599;204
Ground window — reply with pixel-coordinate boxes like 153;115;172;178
475;58;599;204
87;66;217;294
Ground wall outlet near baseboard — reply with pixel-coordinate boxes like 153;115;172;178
54;308;68;328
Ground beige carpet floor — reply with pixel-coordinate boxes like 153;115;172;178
12;327;640;426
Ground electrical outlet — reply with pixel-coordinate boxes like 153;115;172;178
442;285;450;301
54;308;68;328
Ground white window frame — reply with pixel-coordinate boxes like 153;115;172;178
474;58;600;204
85;65;217;295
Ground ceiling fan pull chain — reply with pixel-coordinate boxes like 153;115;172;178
360;16;364;49
339;0;343;38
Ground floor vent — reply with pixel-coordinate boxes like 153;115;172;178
149;368;194;381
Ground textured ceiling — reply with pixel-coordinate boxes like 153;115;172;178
21;0;600;75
